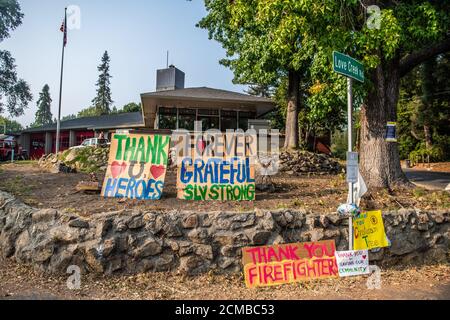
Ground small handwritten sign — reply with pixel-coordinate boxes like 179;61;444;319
353;210;389;250
335;250;370;277
101;133;170;200
242;240;338;288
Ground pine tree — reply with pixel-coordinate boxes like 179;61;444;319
34;84;53;126
92;51;113;115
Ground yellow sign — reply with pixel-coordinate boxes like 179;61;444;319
353;210;388;250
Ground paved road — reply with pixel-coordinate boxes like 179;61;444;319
404;169;450;190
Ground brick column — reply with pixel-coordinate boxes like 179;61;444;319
69;130;76;147
45;132;53;154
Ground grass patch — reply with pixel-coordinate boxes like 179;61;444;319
0;176;34;196
12;160;38;166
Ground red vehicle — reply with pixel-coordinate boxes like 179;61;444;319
0;135;28;161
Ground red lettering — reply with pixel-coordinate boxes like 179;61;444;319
328;258;338;276
273;264;283;282
282;261;293;281
245;247;263;264
247;265;258;285
263;265;274;284
323;242;336;257
267;247;279;262
278;246;290;261
288;245;300;260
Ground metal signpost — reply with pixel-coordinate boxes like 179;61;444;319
333;51;364;250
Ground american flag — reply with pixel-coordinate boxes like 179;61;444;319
60;14;67;46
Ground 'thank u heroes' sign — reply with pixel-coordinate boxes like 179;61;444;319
101;133;170;200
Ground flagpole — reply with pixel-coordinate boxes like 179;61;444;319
56;7;67;154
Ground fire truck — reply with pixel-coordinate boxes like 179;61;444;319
0;134;28;161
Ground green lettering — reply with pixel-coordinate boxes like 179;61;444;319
247;184;255;200
199;185;207;200
114;134;128;160
146;135;157;163
210;185;219;200
156;135;170;165
184;185;193;200
226;185;233;200
124;137;137;161
134;136;146;163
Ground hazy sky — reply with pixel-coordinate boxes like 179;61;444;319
1;0;247;126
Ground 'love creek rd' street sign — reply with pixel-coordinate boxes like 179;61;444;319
333;51;365;83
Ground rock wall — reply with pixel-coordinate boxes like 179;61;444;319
0;191;448;275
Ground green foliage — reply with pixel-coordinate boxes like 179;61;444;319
60;146;109;173
0;115;23;133
77;106;102;118
0;0;23;42
397;53;450;161
32;84;53;127
245;84;273;98
61;114;77;121
409;145;445;164
199;1;450;165
120;102;141;113
92;51;113;115
0;0;32;117
331;130;347;160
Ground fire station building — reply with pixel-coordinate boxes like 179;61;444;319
19;65;275;159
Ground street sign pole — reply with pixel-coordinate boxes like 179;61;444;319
333;51;364;251
347;77;353;251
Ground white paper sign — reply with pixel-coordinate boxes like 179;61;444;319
346;152;359;183
335;249;370;277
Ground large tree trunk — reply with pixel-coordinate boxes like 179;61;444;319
284;70;300;149
359;57;411;189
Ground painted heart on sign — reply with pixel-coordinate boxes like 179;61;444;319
362;255;367;260
150;165;165;179
111;161;127;179
197;140;206;154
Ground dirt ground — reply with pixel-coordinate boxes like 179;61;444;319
0;258;448;300
0;162;449;215
1;162;449;300
402;161;450;173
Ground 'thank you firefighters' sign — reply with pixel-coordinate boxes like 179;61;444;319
101;133;170;200
242;240;338;288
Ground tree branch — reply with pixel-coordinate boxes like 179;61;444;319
399;36;450;77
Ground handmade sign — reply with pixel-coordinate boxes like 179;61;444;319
176;132;256;201
335;250;370;277
353;210;389;250
242;240;338;288
101;133;170;200
177;157;255;201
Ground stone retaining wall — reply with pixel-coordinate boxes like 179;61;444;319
0;191;448;275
